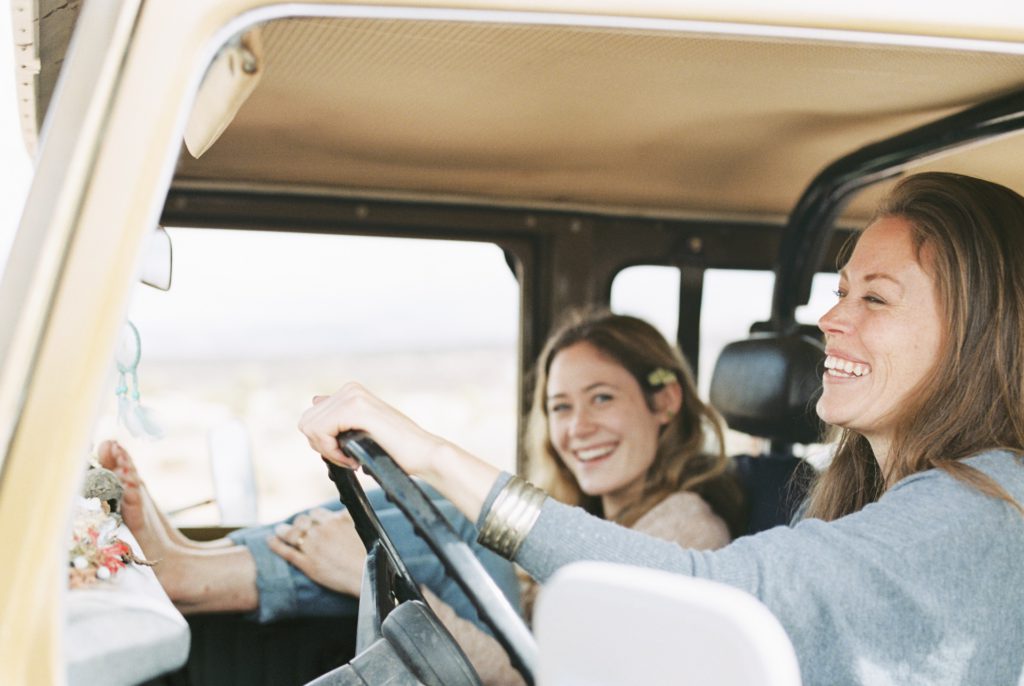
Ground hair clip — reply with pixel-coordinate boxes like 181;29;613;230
647;367;678;387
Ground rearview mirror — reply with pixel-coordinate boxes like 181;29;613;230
140;226;172;291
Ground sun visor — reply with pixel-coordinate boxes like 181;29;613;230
184;29;263;158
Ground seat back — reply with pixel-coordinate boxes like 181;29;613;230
709;333;824;533
534;561;801;686
732;452;815;533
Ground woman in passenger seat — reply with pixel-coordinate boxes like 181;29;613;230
103;311;744;684
300;172;1024;686
411;310;746;683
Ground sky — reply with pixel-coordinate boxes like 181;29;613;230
0;6;31;274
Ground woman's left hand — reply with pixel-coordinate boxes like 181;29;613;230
267;506;366;596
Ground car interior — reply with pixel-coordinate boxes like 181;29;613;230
5;2;1024;685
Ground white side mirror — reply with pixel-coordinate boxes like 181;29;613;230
534;561;801;686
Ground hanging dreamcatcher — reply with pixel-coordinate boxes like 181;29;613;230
114;321;163;439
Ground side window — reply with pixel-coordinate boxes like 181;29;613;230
797;272;840;325
701;268;839;457
611;266;838;393
609;265;680;344
93;229;519;525
699;270;775;397
701;269;839;394
609;265;840;459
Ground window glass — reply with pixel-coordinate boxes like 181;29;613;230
796;271;840;467
93;229;519;525
797;272;840;325
699;270;774;397
700;269;838;459
609;265;680;344
701;269;839;393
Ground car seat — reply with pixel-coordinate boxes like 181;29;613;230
709;331;824;534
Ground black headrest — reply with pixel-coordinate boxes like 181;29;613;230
709;333;824;445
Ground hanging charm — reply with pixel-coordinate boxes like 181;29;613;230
115;321;164;439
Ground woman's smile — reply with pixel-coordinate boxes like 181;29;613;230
572;442;618;463
823;353;871;379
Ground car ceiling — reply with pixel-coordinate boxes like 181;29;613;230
20;7;1024;225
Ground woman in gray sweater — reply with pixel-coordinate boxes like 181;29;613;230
299;172;1024;685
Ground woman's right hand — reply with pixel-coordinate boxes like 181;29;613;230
297;382;503;523
298;382;446;479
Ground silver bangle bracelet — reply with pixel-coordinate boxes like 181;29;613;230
477;475;547;559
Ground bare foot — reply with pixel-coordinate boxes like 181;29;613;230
96;444;178;544
96;440;229;550
95;440;259;613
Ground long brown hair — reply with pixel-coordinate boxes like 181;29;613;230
804;172;1024;521
524;309;745;536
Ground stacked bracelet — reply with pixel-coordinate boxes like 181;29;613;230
477;475;547;559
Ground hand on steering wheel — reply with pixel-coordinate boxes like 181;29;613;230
323;431;537;686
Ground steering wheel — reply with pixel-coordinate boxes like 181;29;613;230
309;430;537;686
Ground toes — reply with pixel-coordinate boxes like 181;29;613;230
113;443;131;469
96;440;117;469
96;441;142;490
110;444;142;483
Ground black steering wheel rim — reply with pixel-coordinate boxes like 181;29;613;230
328;430;538;684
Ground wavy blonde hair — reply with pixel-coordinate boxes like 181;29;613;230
805;172;1024;521
523;309;745;534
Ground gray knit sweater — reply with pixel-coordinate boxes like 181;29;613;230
486;451;1024;686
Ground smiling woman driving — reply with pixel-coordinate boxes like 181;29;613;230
300;172;1024;686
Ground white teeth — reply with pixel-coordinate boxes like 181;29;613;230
824;355;871;377
576;445;615;462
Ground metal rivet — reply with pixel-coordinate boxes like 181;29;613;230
355;205;369;219
240;48;258;74
688;237;703;253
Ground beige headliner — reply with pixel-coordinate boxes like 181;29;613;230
175;15;1024;222
20;4;1024;223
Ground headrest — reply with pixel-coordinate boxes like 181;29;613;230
709;333;824;445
